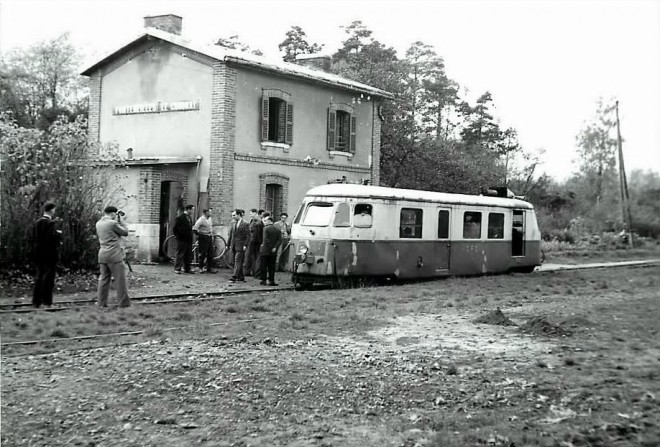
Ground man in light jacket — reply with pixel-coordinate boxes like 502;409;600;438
96;206;130;307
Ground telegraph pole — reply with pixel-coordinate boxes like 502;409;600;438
615;101;633;248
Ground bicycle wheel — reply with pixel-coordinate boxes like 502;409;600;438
211;235;227;261
162;235;177;263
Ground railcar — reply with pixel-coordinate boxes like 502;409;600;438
290;184;542;287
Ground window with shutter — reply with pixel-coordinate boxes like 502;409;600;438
261;89;292;146
327;108;336;150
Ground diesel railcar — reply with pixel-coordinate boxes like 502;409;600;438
290;184;542;287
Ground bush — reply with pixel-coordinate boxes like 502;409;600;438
0;114;126;270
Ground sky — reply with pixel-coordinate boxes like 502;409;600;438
1;0;659;181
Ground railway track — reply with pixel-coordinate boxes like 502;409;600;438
1;260;657;352
1;259;657;315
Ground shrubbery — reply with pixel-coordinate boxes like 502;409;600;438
0;114;125;270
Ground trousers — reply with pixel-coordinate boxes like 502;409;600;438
33;261;56;307
97;261;130;307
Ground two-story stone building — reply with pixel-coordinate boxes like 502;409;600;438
82;14;392;262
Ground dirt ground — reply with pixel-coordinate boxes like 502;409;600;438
2;258;660;446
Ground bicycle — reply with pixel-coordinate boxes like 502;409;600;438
162;234;232;269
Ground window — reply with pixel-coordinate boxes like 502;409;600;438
302;202;334;226
437;210;449;239
463;211;482;239
488;213;505;239
400;208;423;238
353;203;373;228
261;90;293;144
327;105;356;153
333;203;351;227
293;202;305;224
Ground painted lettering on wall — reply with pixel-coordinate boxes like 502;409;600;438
113;100;200;115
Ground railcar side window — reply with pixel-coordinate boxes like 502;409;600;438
333;203;351;227
400;208;423;238
437;210;449;239
463;212;482;239
302;202;334;226
488;213;505;239
353;203;373;228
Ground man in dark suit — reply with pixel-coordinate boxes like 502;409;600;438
33;202;61;308
227;208;250;282
259;212;281;286
244;208;264;277
173;204;195;274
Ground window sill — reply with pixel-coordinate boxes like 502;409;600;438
328;150;354;160
261;142;290;152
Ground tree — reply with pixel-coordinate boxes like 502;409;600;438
0;33;88;130
575;98;618;206
278;26;324;62
214;35;263;56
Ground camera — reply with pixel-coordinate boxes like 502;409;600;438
117;210;126;217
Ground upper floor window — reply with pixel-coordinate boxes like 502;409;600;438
327;104;356;153
262;89;293;144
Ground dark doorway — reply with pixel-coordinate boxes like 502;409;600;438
159;181;183;259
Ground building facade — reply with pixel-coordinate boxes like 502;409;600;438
82;15;392;262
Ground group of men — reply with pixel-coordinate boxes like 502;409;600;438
31;202;292;309
32;203;130;308
172;206;291;286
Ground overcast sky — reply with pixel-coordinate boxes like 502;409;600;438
1;0;659;181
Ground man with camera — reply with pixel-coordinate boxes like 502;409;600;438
95;206;130;307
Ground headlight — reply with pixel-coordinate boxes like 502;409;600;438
299;245;309;254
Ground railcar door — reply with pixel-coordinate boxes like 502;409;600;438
512;210;525;256
435;208;451;271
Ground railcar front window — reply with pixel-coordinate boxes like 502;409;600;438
353;203;373;228
488;213;505;239
463;211;482;239
333;203;350;227
293;202;305;224
400;208;423;238
302;202;334;226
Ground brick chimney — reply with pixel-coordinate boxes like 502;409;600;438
294;54;332;72
144;14;182;35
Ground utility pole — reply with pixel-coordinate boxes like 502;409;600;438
615;100;634;248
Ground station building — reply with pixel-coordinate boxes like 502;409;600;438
82;14;392;262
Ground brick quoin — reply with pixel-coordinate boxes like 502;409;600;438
88;74;102;147
371;101;382;186
209;62;237;227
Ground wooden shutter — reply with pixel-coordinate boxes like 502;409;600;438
277;100;286;143
349;115;357;153
327;108;336;151
261;95;269;141
285;103;294;144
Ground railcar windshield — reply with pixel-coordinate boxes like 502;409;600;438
301;202;334;226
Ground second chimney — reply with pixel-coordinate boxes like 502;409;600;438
144;14;182;35
294;54;332;72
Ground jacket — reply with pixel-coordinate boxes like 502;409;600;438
33;215;61;263
249;219;264;247
173;212;194;243
260;223;282;255
228;219;250;252
96;216;129;264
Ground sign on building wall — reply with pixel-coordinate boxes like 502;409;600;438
113;100;200;115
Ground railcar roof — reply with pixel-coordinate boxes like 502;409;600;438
304;184;534;209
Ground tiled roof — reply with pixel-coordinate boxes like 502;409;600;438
81;27;393;99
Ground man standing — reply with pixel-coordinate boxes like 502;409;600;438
33;202;61;308
244;208;264;277
193;208;215;273
96;206;130;308
173;204;195;274
275;212;291;272
259;212;281;286
227;208;250;282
